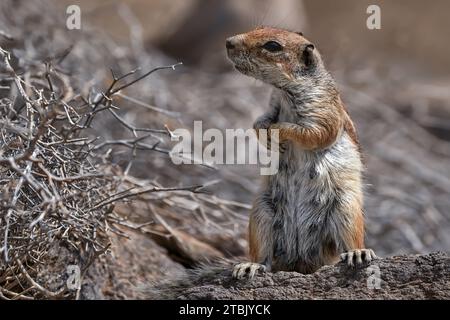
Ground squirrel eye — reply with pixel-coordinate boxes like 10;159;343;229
262;41;283;52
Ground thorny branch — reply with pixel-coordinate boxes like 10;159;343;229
0;46;195;299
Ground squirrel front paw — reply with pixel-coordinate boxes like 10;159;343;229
254;120;272;146
340;249;378;267
254;124;286;153
253;115;275;131
232;262;267;279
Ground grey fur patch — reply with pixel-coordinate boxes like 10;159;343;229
264;128;362;272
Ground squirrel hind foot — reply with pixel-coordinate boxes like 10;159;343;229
232;262;267;279
340;249;378;267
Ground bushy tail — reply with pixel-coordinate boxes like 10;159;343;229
142;258;238;299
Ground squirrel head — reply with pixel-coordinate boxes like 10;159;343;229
226;27;324;89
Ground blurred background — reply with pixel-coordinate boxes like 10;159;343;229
1;0;449;298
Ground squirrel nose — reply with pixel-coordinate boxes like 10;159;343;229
226;38;236;50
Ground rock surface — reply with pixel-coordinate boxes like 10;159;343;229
153;252;450;299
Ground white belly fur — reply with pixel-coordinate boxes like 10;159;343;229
266;131;362;271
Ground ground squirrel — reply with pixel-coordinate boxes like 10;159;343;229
226;26;377;279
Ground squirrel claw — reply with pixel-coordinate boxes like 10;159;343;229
232;262;266;279
340;249;378;267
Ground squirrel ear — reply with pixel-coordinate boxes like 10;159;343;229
296;31;303;36
300;44;316;67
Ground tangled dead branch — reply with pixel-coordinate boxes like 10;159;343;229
0;43;192;299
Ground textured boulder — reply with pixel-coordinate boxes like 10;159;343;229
152;252;450;299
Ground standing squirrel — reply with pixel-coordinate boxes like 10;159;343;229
226;27;377;279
